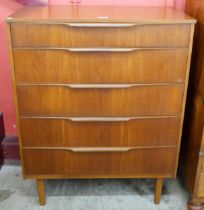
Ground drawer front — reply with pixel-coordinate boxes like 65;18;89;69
13;49;188;84
11;23;191;48
17;84;184;116
20;117;181;147
22;147;177;177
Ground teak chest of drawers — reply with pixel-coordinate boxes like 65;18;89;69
7;6;196;205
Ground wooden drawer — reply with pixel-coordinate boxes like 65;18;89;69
17;84;184;117
20;117;181;147
22;147;177;177
11;23;191;48
13;49;188;84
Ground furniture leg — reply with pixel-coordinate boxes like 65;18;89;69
154;178;163;204
36;179;46;205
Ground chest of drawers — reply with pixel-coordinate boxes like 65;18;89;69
7;6;195;206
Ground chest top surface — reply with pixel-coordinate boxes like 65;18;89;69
7;6;196;24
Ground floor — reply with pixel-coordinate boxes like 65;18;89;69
0;165;190;210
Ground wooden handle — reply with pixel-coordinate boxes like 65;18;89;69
20;115;180;121
68;48;137;52
66;117;135;122
17;83;179;88
64;23;138;28
69;147;132;152
14;47;139;52
23;146;176;152
14;47;176;52
16;83;135;89
20;116;135;122
66;84;134;89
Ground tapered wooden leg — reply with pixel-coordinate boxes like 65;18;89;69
154;178;163;204
188;200;203;210
36;179;46;206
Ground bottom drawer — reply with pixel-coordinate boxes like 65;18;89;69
22;147;177;178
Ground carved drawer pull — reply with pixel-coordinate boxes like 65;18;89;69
14;47;177;52
23;146;176;153
66;84;135;88
20;116;135;122
63;23;138;28
66;117;135;122
17;83;180;88
67;48;137;52
20;115;180;121
69;147;132;152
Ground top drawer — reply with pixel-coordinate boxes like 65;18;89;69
11;23;191;48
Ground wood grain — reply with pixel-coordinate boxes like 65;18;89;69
19;117;181;147
13;49;188;84
22;147;177;177
154;178;163;204
16;84;184;117
6;23;27;176
173;23;195;177
36;179;46;206
7;6;196;205
11;23;191;48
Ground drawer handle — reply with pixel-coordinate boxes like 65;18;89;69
23;146;176;153
20;115;180;121
69;147;132;152
66;84;134;89
23;147;132;152
17;83;179;88
21;116;135;122
68;48;137;52
67;117;135;122
64;23;138;28
15;47;174;52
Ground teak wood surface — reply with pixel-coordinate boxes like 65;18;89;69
22;147;177;178
17;84;184;116
13;49;188;84
7;6;195;206
19;117;181;147
11;23;191;48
